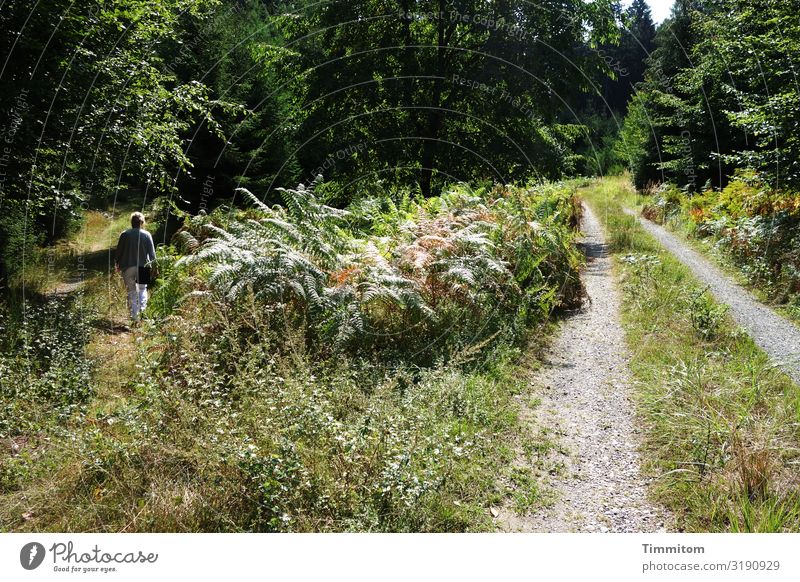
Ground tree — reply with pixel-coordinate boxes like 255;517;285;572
618;0;800;190
597;0;656;113
618;0;705;189
697;0;800;187
0;0;232;281
280;0;618;197
168;0;301;209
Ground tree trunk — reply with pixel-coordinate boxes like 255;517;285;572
419;0;448;197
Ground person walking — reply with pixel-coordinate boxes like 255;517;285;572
115;211;156;321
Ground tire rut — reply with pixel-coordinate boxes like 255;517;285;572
498;204;670;533
629;210;800;385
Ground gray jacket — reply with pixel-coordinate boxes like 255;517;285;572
115;228;156;270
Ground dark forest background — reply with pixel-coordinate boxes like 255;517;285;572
2;0;798;283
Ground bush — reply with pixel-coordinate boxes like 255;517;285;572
162;179;584;362
641;183;682;224
688;287;729;340
0;200;44;287
0;297;93;439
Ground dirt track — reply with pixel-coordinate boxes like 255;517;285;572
499;204;669;532
630;210;800;385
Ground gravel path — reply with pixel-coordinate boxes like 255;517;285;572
499;205;669;532
629;210;800;384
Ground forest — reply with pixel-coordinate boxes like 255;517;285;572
1;0;799;533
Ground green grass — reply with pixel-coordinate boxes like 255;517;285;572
582;176;800;532
0;309;555;532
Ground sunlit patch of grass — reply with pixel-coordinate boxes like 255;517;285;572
13;205;159;298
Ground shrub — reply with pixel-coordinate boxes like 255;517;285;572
641;183;682;224
0;297;93;439
1;179;585;532
687;287;729;340
166;179;583;361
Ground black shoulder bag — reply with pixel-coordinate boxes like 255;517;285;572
137;266;152;286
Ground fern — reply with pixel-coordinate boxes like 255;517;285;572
172;177;583;355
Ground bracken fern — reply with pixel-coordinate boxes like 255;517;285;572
167;179;583;357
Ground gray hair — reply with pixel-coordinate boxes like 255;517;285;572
131;212;145;228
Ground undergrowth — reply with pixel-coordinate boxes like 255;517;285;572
1;180;582;532
161;178;584;362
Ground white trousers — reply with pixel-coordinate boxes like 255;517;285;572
122;266;148;320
